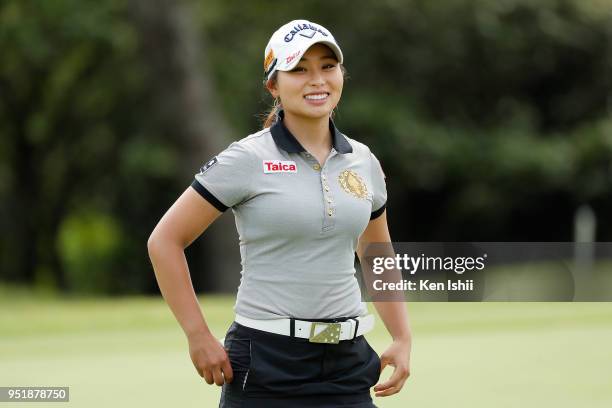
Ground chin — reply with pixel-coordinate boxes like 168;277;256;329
300;105;335;119
303;110;332;120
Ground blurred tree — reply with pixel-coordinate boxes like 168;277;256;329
0;0;148;289
127;0;240;292
0;0;238;292
2;0;612;294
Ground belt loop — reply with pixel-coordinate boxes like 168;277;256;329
352;318;360;339
290;317;295;338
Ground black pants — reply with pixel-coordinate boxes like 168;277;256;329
219;321;381;408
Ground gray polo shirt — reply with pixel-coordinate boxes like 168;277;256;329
191;111;387;319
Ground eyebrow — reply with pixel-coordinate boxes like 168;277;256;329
299;55;337;62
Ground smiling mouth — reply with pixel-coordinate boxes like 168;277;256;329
304;93;329;100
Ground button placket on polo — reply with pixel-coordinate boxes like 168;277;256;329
301;150;337;232
321;149;338;232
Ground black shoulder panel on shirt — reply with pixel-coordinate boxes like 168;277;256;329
370;202;386;220
190;180;229;212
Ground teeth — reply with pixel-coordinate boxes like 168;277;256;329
305;94;328;100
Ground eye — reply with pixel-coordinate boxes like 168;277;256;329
290;66;306;72
323;63;337;69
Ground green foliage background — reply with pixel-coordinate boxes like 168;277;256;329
1;0;612;292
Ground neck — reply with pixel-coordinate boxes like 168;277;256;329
282;111;332;153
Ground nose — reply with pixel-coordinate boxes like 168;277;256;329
308;67;325;86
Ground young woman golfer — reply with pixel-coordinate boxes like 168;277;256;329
148;19;411;407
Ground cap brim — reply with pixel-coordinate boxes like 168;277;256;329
281;39;344;72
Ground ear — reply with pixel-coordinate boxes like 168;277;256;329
266;78;279;99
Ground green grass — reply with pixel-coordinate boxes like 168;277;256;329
1;287;612;407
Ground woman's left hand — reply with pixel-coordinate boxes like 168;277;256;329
373;338;411;397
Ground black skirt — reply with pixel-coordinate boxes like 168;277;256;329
219;321;381;408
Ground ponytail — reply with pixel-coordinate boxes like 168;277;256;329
262;97;281;129
261;72;280;129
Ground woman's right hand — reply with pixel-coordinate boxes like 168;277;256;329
187;329;234;386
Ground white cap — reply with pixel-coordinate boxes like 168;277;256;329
263;20;344;81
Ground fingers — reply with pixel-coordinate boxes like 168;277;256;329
221;358;234;384
374;370;401;393
374;364;410;397
191;337;234;386
212;367;225;386
379;356;387;374
195;365;204;378
375;386;400;397
199;361;233;386
203;369;214;385
196;356;233;386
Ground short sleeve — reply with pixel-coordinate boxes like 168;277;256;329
370;152;387;220
190;141;254;211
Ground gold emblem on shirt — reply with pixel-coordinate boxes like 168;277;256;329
338;170;368;199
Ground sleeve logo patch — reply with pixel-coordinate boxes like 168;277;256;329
199;157;218;174
263;160;297;173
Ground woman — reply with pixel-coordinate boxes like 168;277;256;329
147;19;411;407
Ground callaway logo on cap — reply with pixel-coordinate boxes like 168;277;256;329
264;20;344;81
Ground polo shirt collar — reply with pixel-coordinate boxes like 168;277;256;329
270;110;353;154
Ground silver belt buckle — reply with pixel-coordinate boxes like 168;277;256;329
309;322;342;344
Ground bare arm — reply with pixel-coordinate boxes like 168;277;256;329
147;186;231;385
357;211;411;342
147;186;221;336
357;210;412;397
